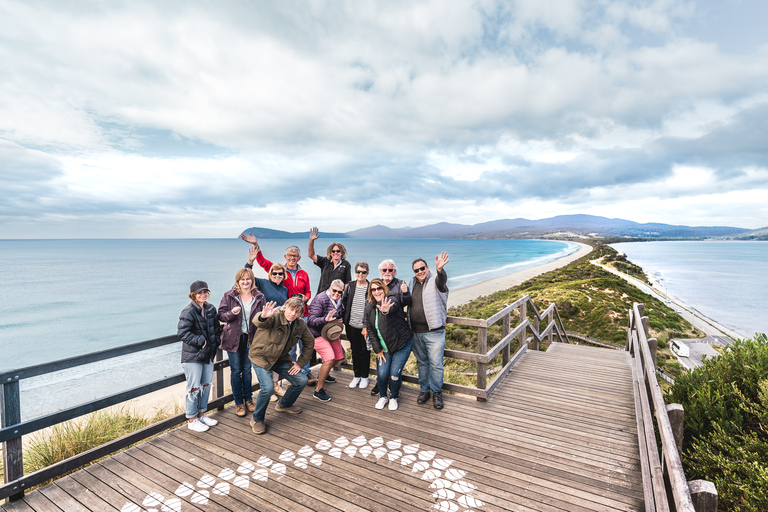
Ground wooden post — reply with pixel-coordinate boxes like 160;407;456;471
502;308;511;367
476;326;487;402
2;379;25;501
627;309;634;353
648;338;658;368
547;309;553;346
641;316;650;339
666;404;684;456
215;348;225;411
688;480;718;512
519;301;528;351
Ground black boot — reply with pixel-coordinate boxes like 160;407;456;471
370;384;379;396
432;392;444;410
417;391;431;404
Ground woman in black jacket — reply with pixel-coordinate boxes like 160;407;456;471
178;280;221;433
365;278;412;412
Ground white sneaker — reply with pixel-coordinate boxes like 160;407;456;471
388;398;398;411
199;415;218;427
359;377;369;389
375;397;389;410
349;377;361;388
188;418;209;432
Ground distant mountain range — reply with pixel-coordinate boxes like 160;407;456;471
243;215;767;240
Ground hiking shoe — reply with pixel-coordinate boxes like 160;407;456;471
313;389;332;402
307;373;318;386
188;418;208;432
245;400;255;412
375;397;389;410
250;418;267;435
388;398;398;411
359;377;370;389
199;415;218;427
370;384;379;396
275;402;302;414
349;377;361;388
235;404;246;417
274;385;285;397
433;392;444;410
417;391;431;404
325;375;336;383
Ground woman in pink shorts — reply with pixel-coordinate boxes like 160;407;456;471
307;279;346;402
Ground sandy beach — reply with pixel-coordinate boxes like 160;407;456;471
133;241;593;414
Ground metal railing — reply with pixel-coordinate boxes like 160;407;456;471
627;302;717;512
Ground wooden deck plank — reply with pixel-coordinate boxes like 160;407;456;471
8;342;645;511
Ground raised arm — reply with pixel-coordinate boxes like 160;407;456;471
308;227;319;263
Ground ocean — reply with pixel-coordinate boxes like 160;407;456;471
611;241;768;339
0;238;577;421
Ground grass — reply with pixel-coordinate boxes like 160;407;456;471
2;401;183;487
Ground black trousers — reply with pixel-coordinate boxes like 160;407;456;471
346;324;371;378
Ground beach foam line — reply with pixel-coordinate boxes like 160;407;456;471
448;242;592;307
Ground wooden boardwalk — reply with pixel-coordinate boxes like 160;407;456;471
2;343;643;512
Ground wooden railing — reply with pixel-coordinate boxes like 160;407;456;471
627;303;718;512
360;294;570;401
2;294;566;502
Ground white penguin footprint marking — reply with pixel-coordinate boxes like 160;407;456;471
298;445;314;457
251;469;268;482
196;474;215;488
352;435;367;446
403;443;419;454
344;446;358;458
218;468;236;481
334;436;349;447
278;449;295;462
328;447;342;459
237;461;254;473
161;498;181;512
310;454;323;466
174;482;195;498
373;447;387;459
233;475;250;488
401;455;417;466
294;458;308;469
369;436;384;447
386;439;401;450
359;445;373;458
256;455;273;467
316;439;332;450
412;461;430;472
212;482;230;496
143;492;164;507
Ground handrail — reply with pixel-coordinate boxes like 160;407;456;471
2;294;567;501
627;302;717;512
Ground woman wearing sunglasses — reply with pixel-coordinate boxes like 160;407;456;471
342;262;371;389
308;227;351;294
365;278;412;411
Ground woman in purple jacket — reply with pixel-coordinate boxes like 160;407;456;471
218;268;266;417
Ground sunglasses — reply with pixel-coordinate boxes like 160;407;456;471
271;272;284;276
331;249;342;253
381;268;395;273
356;270;368;274
370;286;383;292
330;289;343;295
413;265;427;273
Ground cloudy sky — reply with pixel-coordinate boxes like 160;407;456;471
2;0;767;238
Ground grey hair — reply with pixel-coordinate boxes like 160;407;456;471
378;259;397;272
330;279;345;290
285;245;301;255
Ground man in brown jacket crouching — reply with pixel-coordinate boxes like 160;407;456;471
248;297;315;434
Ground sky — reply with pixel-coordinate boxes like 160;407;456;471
1;0;768;238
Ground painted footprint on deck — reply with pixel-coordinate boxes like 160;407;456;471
121;434;484;511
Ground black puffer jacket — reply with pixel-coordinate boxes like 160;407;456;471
364;293;412;354
178;301;221;363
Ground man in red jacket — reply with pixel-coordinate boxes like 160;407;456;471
241;233;316;384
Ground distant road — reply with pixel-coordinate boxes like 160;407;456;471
590;259;740;340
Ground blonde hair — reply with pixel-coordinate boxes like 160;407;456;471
234;268;257;294
326;242;347;259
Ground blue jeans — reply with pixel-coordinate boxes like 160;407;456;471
376;337;413;400
227;339;252;405
182;361;214;419
412;329;446;393
252;360;308;422
289;342;312;375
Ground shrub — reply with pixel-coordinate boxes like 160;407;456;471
665;334;768;511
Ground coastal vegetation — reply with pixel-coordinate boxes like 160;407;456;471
665;334;768;512
443;242;693;382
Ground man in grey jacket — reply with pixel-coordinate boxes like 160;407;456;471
408;252;450;410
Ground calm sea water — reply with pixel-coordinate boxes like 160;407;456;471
0;238;576;420
612;241;768;338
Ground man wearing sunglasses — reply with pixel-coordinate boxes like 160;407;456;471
408;252;450;410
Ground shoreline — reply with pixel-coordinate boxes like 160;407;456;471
447;241;593;307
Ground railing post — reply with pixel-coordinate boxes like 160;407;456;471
627;309;634;353
518;301;527;351
666;404;684;456
547;309;553;346
688;480;718;512
648;338;658;368
1;379;24;501
502;307;510;367
214;348;225;411
476;326;487;402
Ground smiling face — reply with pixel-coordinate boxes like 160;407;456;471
284;306;302;322
238;275;252;291
330;245;342;263
329;284;343;299
370;284;385;302
413;260;429;283
270;269;284;285
380;264;396;284
194;290;209;306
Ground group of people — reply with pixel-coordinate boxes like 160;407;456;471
176;228;450;435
